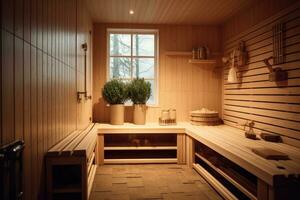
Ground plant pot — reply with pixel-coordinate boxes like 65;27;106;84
110;104;124;125
133;104;147;125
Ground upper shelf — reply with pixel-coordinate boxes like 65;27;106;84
164;51;221;56
188;59;216;64
164;51;192;56
164;51;219;65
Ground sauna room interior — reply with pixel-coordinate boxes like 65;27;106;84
1;0;300;200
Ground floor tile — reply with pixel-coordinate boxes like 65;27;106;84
91;164;221;200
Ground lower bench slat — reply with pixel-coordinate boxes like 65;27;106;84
193;163;239;200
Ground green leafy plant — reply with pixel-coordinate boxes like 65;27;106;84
128;78;151;104
102;79;128;104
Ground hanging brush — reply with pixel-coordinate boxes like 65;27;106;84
228;50;238;83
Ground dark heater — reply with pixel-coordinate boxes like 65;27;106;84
0;140;25;200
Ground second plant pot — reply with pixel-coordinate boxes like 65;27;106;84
133;104;147;125
110;104;124;125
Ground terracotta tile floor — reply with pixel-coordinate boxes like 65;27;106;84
90;164;222;200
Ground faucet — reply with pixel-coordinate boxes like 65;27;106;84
243;120;257;139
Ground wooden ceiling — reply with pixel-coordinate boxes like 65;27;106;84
86;0;256;25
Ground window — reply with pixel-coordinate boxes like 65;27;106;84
107;29;159;105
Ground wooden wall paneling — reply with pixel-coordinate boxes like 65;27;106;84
1;0;14;33
70;68;76;131
59;62;63;140
222;2;300;145
64;65;68;136
14;37;24;141
2;31;14;144
223;0;299;43
14;0;24;38
54;0;59;59
54;59;57;143
42;0;48;53
47;55;52;148
30;46;38;200
56;60;60;141
63;63;66;138
42;53;48;152
223;6;300;53
23;42;32;200
65;0;70;67
1;0;92;198
36;0;43;49
47;0;52;55
61;63;65;139
52;1;57;144
24;0;30;42
0;31;2;146
67;66;70;134
51;58;55;146
36;49;44;199
59;0;63;61
30;0;37;46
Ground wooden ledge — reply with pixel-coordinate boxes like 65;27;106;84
96;123;186;134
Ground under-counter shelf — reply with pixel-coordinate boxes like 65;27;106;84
104;146;177;150
194;141;257;200
104;158;177;164
102;133;178;164
195;152;256;200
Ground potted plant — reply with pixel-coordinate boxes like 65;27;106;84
128;78;151;125
102;79;128;125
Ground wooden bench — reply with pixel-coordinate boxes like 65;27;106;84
184;123;300;200
96;123;186;165
46;123;97;200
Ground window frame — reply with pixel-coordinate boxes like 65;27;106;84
106;28;159;106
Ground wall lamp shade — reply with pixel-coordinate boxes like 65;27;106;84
227;50;238;83
228;67;238;83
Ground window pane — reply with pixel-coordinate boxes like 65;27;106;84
146;80;155;105
133;34;155;56
109;57;131;79
132;58;154;78
110;34;131;56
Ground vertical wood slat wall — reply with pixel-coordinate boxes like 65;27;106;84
93;24;222;123
222;1;300;147
1;0;92;199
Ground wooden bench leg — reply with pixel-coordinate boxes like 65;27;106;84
96;134;104;165
186;136;195;168
258;179;274;200
46;159;53;200
177;133;186;164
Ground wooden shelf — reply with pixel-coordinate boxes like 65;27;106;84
104;146;177;150
188;59;216;64
104;158;177;164
165;51;221;57
193;163;238;200
164;51;192;56
164;51;217;64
